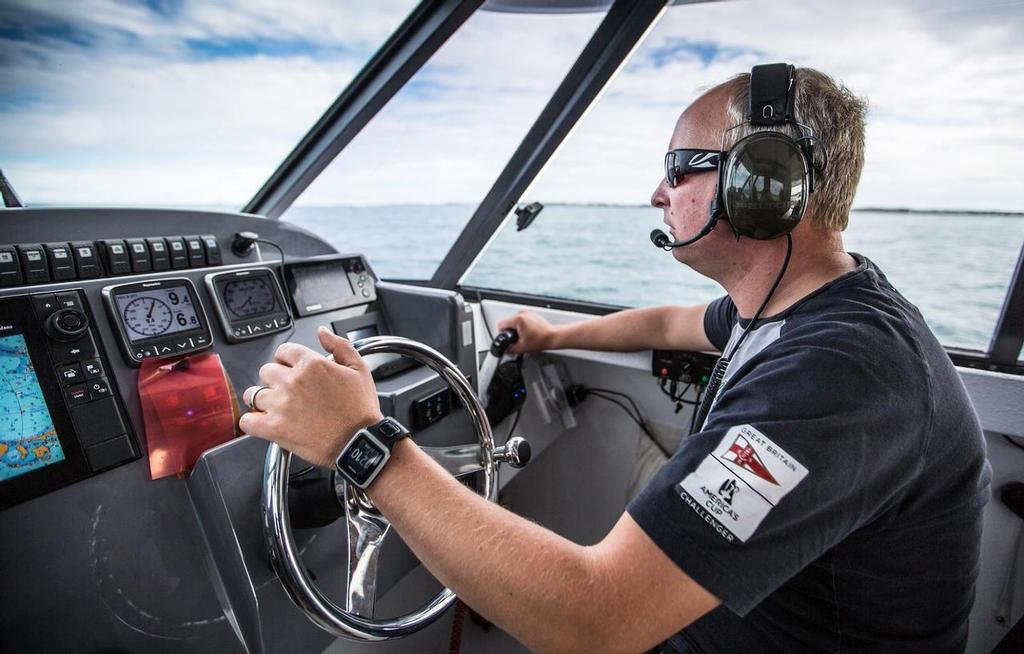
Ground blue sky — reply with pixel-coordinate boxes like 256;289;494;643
1;0;1022;211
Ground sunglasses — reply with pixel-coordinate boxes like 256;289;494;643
664;149;723;188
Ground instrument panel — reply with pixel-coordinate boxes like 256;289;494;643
206;267;292;342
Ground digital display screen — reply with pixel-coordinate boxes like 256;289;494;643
291;261;355;313
340;435;385;484
114;286;201;342
221;277;279;319
0;332;66;482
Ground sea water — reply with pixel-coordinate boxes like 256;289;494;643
285;204;1024;354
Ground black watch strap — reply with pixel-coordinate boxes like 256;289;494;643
365;417;410;448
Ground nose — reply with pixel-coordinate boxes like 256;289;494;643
651;177;669;209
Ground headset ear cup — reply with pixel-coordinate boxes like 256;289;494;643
721;132;809;240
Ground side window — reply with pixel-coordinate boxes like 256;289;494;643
282;9;606;280
463;0;1024;352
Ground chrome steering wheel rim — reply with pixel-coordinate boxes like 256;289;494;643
261;335;497;641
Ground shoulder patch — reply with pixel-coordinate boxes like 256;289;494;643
677;425;809;543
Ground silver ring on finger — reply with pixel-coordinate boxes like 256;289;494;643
249;385;270;412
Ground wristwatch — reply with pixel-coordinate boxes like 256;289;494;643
335;417;411;490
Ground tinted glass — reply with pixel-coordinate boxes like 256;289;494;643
0;0;418;208
463;0;1024;352
282;9;605;279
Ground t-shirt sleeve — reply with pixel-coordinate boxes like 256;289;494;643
702;295;737;351
627;332;925;615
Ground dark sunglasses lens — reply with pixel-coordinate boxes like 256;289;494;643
664;153;678;187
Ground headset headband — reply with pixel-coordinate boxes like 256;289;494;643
748;63;795;126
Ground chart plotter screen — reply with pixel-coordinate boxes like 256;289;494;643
0;332;65;482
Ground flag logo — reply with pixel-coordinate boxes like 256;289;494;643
720;434;778;485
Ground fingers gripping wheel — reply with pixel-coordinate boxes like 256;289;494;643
262;336;515;641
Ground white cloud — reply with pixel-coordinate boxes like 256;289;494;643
1;0;1022;211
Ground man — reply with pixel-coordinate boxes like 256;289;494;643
240;67;991;653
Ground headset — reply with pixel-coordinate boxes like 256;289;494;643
651;62;827;250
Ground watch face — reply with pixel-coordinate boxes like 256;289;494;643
339;434;387;486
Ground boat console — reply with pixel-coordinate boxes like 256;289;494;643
0;207;490;653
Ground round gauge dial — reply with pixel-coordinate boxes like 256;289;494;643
123;297;172;337
223;278;276;317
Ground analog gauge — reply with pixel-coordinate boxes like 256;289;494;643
223;278;275;317
123;297;172;337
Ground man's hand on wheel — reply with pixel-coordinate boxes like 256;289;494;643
239;327;385;468
496;311;558;354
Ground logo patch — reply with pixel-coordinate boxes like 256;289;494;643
677;425;809;543
721;434;778;484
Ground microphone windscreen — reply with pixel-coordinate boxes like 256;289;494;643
1001;481;1024;520
650;229;669;248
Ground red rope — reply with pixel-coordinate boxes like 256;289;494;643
448;599;466;654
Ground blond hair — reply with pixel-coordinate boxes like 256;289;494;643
715;68;867;231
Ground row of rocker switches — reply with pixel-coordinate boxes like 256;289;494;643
0;235;222;287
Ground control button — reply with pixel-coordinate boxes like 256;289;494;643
72;398;128;447
359;274;367;283
99;239;131;275
361;289;370;298
49;336;97;365
146;237;170;271
70;241;100;278
87;377;112;400
0;245;24;286
55;291;83;311
57;363;84;385
132;347;147;361
157;343;174;355
357;279;365;288
82;359;103;378
174;339;190;350
200;234;222;266
194;334;209;347
31;294;59;319
16;244;50;284
125;238;152;272
65;383;91;407
46;308;89;342
166;237;189;269
183;235;205;267
85;434;137;471
264;320;276;330
44;243;76;280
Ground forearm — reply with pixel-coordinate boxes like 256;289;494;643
549;304;713;353
368;439;614;653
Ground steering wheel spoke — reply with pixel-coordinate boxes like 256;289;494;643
341;483;390;618
420;443;486;478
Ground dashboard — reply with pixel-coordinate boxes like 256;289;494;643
0;207;478;654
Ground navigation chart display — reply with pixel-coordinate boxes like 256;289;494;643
1;332;65;482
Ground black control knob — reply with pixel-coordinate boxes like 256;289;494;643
489;329;519;357
46;308;89;342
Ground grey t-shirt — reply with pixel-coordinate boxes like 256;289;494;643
628;254;991;653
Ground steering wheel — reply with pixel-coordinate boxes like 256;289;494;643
261;335;530;641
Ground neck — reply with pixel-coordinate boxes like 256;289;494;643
722;233;855;319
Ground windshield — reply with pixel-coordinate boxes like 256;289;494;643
0;0;418;209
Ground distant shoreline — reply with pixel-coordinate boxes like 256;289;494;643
851;207;1024;217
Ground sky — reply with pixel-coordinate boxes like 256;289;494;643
1;0;1023;211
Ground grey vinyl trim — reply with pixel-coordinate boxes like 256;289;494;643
243;0;482;219
429;0;670;289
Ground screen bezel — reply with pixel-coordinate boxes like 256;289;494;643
103;278;212;361
0;295;100;509
205;267;292;342
283;255;362;317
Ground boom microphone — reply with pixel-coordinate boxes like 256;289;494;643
650;218;717;250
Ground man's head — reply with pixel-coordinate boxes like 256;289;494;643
651;67;867;275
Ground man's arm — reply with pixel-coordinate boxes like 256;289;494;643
497;304;716;354
240;331;720;653
370;439;719;653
